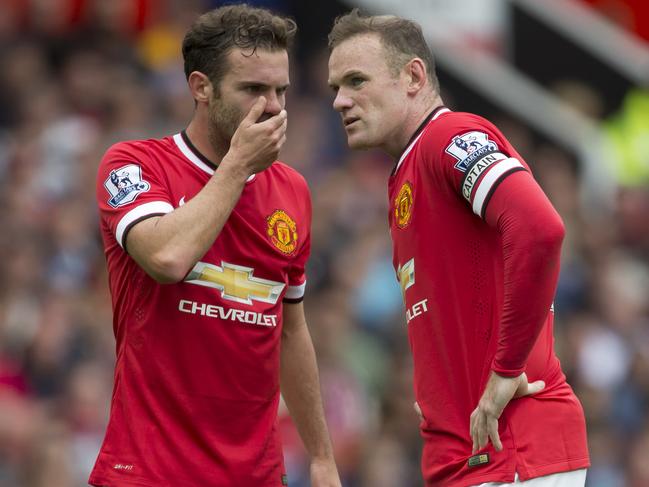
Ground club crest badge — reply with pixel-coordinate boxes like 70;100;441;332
267;210;298;255
394;181;414;229
445;131;499;172
104;164;150;208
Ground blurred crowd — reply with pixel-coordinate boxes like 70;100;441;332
0;1;648;487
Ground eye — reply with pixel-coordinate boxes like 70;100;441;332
245;85;263;93
350;77;365;88
277;86;288;96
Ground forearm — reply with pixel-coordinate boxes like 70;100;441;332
280;322;334;461
494;226;562;376
128;161;249;281
125;97;288;283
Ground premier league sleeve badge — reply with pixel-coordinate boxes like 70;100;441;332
104;164;151;208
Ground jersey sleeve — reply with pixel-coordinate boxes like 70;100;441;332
432;117;564;376
438;123;527;219
283;180;312;304
483;171;565;376
96;142;174;250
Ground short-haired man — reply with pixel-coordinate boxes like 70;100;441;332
91;5;340;486
328;10;589;487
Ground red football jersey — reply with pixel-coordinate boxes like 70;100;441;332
388;108;589;486
90;131;310;487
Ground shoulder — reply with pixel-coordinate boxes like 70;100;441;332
420;111;511;167
439;110;493;128
270;161;310;191
423;111;500;145
98;137;175;184
102;137;171;163
97;137;173;194
267;162;312;220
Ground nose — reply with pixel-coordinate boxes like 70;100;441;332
333;90;353;113
264;90;283;116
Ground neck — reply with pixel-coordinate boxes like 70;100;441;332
387;94;444;159
185;110;227;164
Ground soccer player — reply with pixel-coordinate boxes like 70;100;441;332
327;10;590;487
91;5;340;487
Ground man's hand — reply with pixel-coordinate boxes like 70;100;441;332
414;401;424;422
470;371;545;453
310;457;342;487
223;96;287;176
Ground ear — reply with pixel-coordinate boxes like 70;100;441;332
405;58;428;96
187;71;214;104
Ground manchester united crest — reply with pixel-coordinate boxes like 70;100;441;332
267;210;298;255
394;182;414;228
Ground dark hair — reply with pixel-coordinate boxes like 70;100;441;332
328;9;439;93
182;4;297;87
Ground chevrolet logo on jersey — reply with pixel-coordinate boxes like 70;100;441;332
397;258;415;296
185;261;285;305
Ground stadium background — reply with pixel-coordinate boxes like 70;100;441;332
0;0;648;486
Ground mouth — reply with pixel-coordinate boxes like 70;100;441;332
343;116;360;128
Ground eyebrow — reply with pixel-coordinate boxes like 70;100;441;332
237;81;291;90
328;70;365;89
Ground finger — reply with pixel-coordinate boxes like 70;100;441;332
487;417;502;451
474;411;487;452
268;109;288;131
414;401;424;422
255;109;287;133
270;135;286;157
276;115;288;135
478;415;489;451
242;96;267;125
525;380;546;396
470;410;478;453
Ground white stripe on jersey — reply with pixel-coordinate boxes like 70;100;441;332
172;133;256;182
394;108;451;174
116;201;174;248
461;151;508;202
173;133;215;175
285;281;306;300
472;158;524;217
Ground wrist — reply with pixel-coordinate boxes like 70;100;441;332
218;155;250;183
311;453;335;463
491;359;525;378
309;446;336;465
310;455;339;479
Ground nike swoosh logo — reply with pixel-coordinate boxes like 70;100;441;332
179;196;185;207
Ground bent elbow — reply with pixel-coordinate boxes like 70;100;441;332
146;250;193;284
530;214;565;257
544;215;565;247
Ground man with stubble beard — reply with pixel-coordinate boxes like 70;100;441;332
91;5;340;487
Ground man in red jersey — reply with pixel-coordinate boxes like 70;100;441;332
327;10;589;487
91;5;340;487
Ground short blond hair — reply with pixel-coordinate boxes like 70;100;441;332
328;9;439;92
